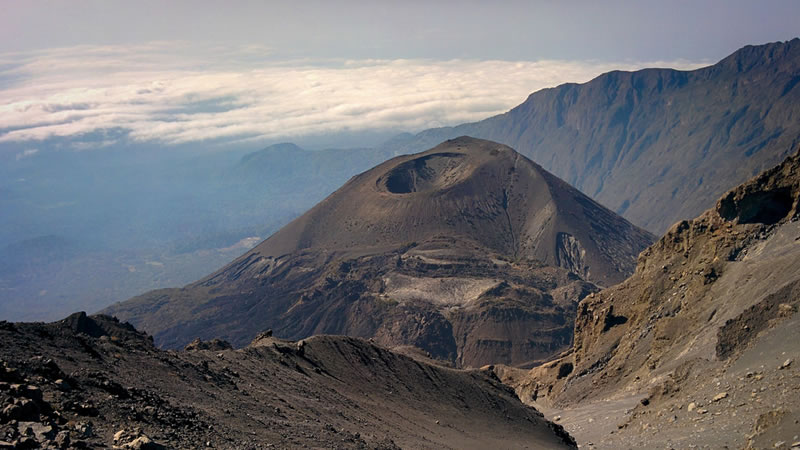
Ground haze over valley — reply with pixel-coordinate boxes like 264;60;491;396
1;1;800;448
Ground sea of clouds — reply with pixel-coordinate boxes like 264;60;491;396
0;42;706;149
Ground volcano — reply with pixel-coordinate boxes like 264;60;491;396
106;137;653;367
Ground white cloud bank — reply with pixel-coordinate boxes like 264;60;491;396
0;43;707;147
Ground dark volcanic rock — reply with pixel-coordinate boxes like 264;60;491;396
106;137;653;367
0;313;576;449
183;338;233;352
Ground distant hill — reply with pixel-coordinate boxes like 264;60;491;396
385;39;800;233
105;137;653;368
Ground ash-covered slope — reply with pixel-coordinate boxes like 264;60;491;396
0;312;576;449
504;147;800;448
388;39;800;233
250;136;651;284
105;137;653;368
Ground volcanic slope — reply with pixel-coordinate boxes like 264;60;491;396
0;312;576;449
387;39;800;233
105;137;654;368
499;147;800;449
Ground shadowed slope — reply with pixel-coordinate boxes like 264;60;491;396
0;313;576;449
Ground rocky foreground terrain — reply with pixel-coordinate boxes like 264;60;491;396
0;312;575;449
498;148;800;448
106;137;652;368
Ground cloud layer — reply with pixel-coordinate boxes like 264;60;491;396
0;43;707;147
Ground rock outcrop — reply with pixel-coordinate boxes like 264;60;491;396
503;147;800;448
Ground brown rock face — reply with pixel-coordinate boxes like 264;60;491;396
509;148;800;448
105;137;653;367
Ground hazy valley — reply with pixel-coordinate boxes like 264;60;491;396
2;23;800;449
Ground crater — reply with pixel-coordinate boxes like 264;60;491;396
379;153;469;194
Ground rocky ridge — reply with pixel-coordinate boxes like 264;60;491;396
0;312;575;449
499;147;800;448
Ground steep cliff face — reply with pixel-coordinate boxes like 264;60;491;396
105;138;653;368
505;148;800;449
387;39;800;233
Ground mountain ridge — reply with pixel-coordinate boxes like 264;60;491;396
0;312;576;449
384;38;800;233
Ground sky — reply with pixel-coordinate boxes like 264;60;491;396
1;0;798;151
